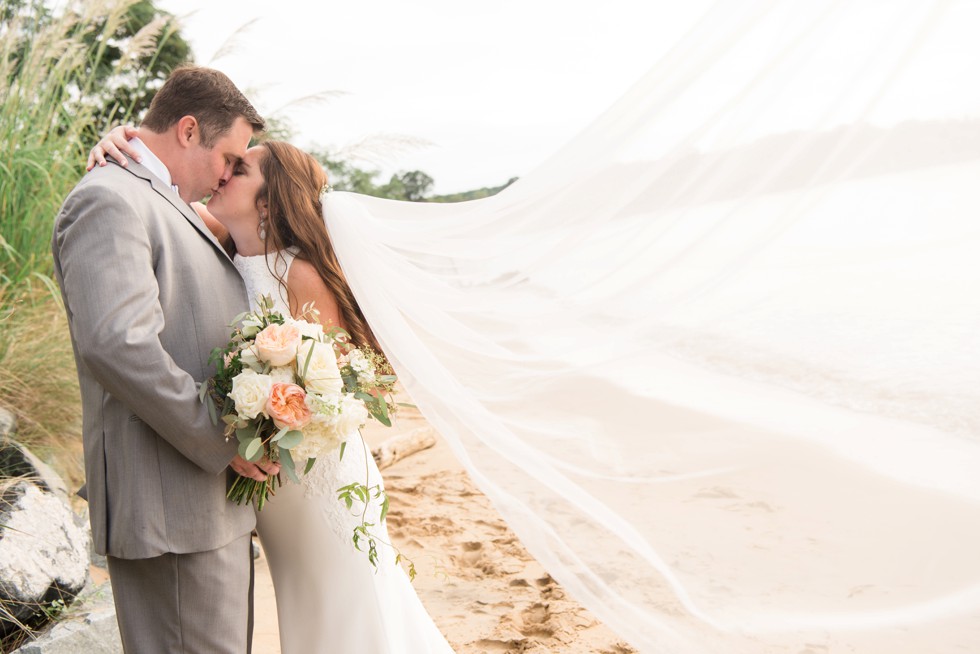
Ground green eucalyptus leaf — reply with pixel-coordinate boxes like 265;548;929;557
244;437;263;462
304;457;316;474
279;448;300;484
276;430;303;450
236;424;257;444
205;396;218;426
375;396;391;427
237;440;251;459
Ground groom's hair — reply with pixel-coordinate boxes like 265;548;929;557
141;66;265;147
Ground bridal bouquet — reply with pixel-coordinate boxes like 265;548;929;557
200;295;397;510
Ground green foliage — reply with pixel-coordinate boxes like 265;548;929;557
379;169;434;202
310;146;514;203
0;0;192;542
0;0;186;291
336;436;416;580
309;147;431;201
0;22;193;649
429;176;519;203
80;0;192;125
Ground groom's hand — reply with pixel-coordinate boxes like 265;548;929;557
229;455;281;482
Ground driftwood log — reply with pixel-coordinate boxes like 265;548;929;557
372;427;437;470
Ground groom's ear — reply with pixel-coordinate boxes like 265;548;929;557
175;116;200;148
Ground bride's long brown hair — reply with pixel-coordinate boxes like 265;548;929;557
256;140;379;351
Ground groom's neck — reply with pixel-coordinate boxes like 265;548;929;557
136;129;175;173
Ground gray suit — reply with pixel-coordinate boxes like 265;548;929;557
53;159;255;652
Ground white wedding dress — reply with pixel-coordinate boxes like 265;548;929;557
233;248;455;654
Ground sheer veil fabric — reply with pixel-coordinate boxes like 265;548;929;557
323;1;980;651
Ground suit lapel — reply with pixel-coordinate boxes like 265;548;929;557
116;160;233;263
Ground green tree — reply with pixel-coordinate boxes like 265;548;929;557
392;170;433;201
79;0;192;126
1;0;191;131
429;176;518;203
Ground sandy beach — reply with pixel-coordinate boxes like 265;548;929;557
251;408;636;653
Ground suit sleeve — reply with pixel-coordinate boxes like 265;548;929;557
54;183;238;475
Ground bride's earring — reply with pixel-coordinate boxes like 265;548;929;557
258;212;267;240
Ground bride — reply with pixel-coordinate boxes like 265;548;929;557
91;132;456;654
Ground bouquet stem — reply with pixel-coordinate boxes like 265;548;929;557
228;472;280;510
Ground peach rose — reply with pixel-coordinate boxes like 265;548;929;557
266;382;311;430
254;323;302;367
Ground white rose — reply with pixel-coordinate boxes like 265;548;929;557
268;366;295;384
297;340;344;396
291;319;325;342
239;344;262;371
227;369;273;420
335;394;369;437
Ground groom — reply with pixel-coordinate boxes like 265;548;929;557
53;66;275;653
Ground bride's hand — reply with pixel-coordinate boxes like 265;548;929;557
86;125;141;171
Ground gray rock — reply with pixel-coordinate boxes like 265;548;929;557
0;407;14;441
0;436;68;498
11;583;121;654
0;481;90;637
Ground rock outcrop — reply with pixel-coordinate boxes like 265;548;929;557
0;409;90;642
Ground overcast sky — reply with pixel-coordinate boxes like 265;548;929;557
157;1;711;193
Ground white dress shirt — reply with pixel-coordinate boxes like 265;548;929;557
125;137;179;195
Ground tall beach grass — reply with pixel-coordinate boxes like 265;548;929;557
0;0;181;486
1;1;186;645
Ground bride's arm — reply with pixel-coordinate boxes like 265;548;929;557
191;202;233;254
87;125;141;170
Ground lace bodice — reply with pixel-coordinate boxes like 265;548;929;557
233;247;298;315
233;248;385;547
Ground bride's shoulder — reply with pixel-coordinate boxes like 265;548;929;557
286;257;341;322
285;256;321;288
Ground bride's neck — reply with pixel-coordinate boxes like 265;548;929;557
227;225;265;256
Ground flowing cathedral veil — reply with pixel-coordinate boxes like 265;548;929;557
322;1;980;651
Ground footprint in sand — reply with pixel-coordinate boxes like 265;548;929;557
692;486;740;499
518;602;555;638
455;540;500;577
